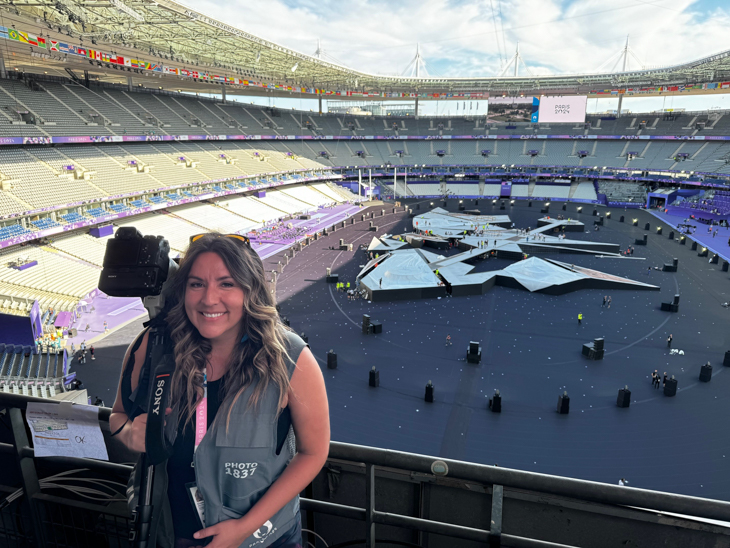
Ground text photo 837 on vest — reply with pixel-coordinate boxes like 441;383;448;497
194;330;307;548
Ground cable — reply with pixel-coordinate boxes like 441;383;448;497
0;467;127;509
302;528;329;547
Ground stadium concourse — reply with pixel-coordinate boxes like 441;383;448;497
80;199;730;502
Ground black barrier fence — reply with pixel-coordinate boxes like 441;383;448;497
2;393;730;548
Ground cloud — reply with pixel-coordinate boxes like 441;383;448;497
197;0;729;77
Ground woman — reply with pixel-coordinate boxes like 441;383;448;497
110;233;330;548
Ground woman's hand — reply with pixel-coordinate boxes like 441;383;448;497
192;517;255;548
125;408;172;453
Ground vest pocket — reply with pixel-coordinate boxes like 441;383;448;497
215;413;275;448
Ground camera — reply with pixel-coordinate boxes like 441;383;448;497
99;227;173;298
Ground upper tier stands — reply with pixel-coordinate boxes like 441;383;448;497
1;76;730;140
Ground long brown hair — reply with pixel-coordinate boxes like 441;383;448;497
165;234;291;431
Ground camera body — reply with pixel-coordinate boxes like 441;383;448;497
99;227;172;298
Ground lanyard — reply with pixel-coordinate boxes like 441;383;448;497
194;367;207;452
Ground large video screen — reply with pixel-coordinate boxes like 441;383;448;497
537;95;587;124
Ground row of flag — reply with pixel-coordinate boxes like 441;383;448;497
2;25;725;99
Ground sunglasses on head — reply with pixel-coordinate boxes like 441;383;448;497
189;233;251;247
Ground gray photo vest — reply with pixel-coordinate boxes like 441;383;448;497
194;330;305;547
125;329;307;548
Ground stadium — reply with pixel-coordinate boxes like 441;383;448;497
0;1;729;546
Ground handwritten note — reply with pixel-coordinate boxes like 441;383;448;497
26;401;109;461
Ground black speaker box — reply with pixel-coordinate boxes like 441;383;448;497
620;216;624;222
616;388;631;408
557;394;570;414
724;350;730;367
722;261;729;272
593;338;604;351
369;368;379;387
327;351;337;370
691;241;698;250
668;231;674;239
699;364;712;382
370;321;383;334
562;204;567;211
664;378;678;397
644;223;650;230
326;274;339;283
489;394;502;413
425;383;434;403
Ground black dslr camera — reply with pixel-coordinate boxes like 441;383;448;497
99;227;173;298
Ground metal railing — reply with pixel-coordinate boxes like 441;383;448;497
2;376;730;547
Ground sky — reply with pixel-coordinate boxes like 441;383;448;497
185;0;730;116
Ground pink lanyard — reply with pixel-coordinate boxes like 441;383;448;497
194;368;207;452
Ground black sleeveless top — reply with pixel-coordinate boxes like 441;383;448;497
167;377;292;540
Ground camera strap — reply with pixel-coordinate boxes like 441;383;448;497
144;327;178;466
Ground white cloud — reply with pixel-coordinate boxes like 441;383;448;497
194;0;730;77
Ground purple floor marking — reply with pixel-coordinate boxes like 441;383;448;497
648;209;730;262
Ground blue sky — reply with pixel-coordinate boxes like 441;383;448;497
189;0;730;115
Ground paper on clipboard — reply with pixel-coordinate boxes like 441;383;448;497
25;401;109;461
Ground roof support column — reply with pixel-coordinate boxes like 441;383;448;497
127;76;133;92
0;53;6;79
616;95;623;119
221;84;226;104
318;95;323;115
415;97;419;119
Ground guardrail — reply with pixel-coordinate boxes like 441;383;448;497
2;381;730;547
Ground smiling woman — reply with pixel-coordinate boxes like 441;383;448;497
109;233;330;548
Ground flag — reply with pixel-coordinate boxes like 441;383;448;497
0;26;8;39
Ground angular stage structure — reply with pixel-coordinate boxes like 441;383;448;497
355;210;657;302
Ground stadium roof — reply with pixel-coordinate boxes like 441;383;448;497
3;0;730;99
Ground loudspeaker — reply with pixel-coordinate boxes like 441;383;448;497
680;237;686;245
620;216;624;222
370;321;383;334
327;351;337;369
557;393;570;414
691;241;698;250
673;294;680;305
593;209;598;216
698;247;708;257
668;231;674;239
369;367;379;387
616;387;631;408
467;341;482;364
664;377;678;397
362;314;371;335
699;363;712;382
361;214;365;221
425;381;434;403
562;203;567;211
489;392;502;413
711;254;719;264
722;261;729;272
644;223;650;230
673;258;678;267
326;274;339;283
723;351;730;367
593;338;604;351
528;201;532;207
459;204;466;211
656;227;662;235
